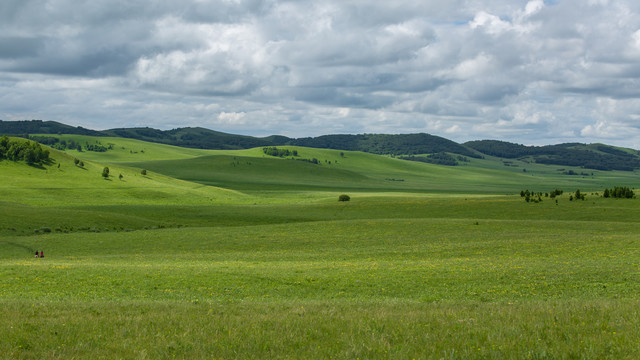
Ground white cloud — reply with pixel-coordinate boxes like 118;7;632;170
218;111;247;125
470;11;512;34
524;0;544;16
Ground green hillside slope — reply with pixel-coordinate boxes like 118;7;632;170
0;142;242;207
128;145;640;194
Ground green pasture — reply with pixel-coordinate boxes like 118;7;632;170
2;135;640;358
2;197;640;358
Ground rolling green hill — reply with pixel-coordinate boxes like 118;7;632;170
8;134;639;196
3;133;640;358
5;120;640;171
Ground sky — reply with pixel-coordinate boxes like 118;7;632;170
1;0;640;147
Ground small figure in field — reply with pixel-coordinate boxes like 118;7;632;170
35;251;39;258
40;251;44;258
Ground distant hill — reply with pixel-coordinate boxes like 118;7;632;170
101;127;274;150
1;120;479;157
0;120;103;136
3;119;640;171
287;133;481;158
465;140;640;171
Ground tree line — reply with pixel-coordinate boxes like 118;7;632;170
521;187;635;202
603;186;634;199
28;136;112;152
520;189;563;203
263;147;298;157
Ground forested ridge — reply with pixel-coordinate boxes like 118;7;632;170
0;120;479;157
465;140;640;171
3;120;640;171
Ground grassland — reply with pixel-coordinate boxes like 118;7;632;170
1;135;640;358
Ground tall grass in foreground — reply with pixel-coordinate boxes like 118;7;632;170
2;300;638;359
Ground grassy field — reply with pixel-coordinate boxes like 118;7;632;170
1;136;640;358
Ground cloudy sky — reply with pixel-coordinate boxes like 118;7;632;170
1;0;640;147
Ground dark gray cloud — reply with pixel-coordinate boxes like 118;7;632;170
2;0;640;147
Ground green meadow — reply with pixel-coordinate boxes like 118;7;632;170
1;135;640;358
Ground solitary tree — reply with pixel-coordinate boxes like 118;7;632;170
338;194;350;202
141;169;147;175
102;167;110;178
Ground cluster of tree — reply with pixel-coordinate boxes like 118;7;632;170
73;158;85;167
520;190;544;203
549;189;564;198
399;152;459;166
520;189;564;203
465;140;640;171
27;136;78;151
603;186;634;199
570;189;586;201
295;158;319;165
262;147;297;157
84;143;110;152
28;136;112;153
0;136;50;165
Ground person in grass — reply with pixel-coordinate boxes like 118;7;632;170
35;251;39;258
40;251;44;258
